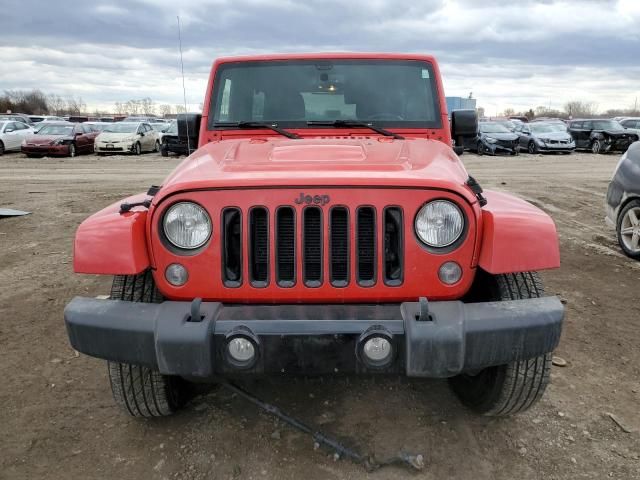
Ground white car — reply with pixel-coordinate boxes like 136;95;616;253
95;122;160;155
0;120;35;155
620;118;640;137
150;121;174;142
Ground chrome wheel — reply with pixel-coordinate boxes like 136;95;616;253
620;207;640;253
528;141;536;154
155;140;160;152
591;140;601;154
69;143;76;157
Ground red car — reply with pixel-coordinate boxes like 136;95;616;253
21;122;98;158
65;53;564;419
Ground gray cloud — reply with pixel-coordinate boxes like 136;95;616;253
0;0;639;113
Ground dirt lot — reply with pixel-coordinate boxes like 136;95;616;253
1;149;638;480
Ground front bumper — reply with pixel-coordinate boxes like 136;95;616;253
538;142;575;152
64;297;564;379
21;144;69;155
95;143;134;153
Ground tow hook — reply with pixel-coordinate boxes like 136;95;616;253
222;381;426;473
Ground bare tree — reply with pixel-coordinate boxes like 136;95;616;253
564;100;597;117
66;96;86;115
159;104;172;117
502;108;515;117
48;94;66;115
175;104;186;114
114;102;127;115
126;99;140;115
140;97;155;116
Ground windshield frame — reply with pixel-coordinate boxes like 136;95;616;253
479;122;511;134
36;124;74;136
207;59;443;131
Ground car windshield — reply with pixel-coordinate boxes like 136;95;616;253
87;123;110;131
546;123;568;132
496;121;515;130
480;123;510;133
37;125;74;135
593;120;623;130
209;59;442;128
104;123;138;133
530;124;556;133
166;122;177;134
150;124;167;131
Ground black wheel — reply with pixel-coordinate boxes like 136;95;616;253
527;141;537;154
107;271;188;417
616;199;640;260
476;141;484;156
154;140;161;153
0;140;4;156
160;144;169;157
448;272;552;416
134;142;142;155
591;139;601;154
68;143;76;158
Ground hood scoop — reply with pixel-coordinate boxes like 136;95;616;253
218;139;411;173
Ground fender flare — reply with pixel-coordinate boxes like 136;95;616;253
73;193;151;275
478;190;560;274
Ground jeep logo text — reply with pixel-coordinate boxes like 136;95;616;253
294;193;330;206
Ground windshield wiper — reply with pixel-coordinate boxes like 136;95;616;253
213;121;301;139
307;120;404;140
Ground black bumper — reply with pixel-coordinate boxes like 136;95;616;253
64;297;564;379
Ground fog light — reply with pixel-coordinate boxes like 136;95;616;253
227;337;256;364
438;261;462;285
165;263;188;286
363;337;392;363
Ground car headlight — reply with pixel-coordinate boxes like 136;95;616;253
163;202;212;249
415;200;464;248
51;138;65;145
485;137;497;144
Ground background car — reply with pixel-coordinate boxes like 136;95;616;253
150;121;172;142
21;122;97;158
0;120;35;155
619;117;640;137
83;121;113;132
518;122;575;154
465;121;519;155
606;142;640;259
568;119;638;153
95;122;160;155
0;113;34;125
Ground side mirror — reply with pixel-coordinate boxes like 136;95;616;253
451;110;478;152
75;132;83;136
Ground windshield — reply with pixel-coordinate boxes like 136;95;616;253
165;122;177;134
480;123;510;133
104;123;138;133
593;120;623;130
209;60;441;129
150;123;167;131
496;121;515;130
530;124;557;133
37;125;73;135
87;123;110;131
545;123;567;132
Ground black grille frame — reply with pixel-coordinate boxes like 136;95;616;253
248;206;269;287
329;206;350;287
275;206;296;288
356;206;377;287
302;206;323;288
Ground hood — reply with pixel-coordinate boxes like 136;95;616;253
482;132;518;141
156;137;476;203
97;132;137;142
602;129;636;138
25;134;69;145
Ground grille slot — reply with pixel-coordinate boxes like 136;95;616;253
357;207;376;286
249;207;269;286
276;207;296;287
221;208;242;287
384;207;403;286
330;207;349;286
303;207;322;286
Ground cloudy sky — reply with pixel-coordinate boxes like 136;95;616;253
1;0;639;115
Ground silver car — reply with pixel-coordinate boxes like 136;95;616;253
518;122;575;154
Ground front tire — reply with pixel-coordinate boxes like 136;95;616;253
477;141;484;156
591;139;602;154
0;140;4;156
107;271;187;417
448;272;552;416
155;140;161;153
616;199;640;259
68;143;77;158
527;141;537;154
134;142;142;155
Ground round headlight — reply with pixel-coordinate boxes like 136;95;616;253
415;200;464;247
163;202;212;249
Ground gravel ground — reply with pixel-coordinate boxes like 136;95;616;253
0;149;638;480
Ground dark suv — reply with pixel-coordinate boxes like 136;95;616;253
568;119;638;153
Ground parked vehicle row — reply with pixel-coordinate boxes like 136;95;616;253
467;117;638;156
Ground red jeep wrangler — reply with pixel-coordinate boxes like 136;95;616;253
65;53;563;418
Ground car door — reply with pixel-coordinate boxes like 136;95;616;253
569;121;583;148
73;125;89;152
518;125;532;149
82;124;98;152
143;124;155;150
14;122;33;147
